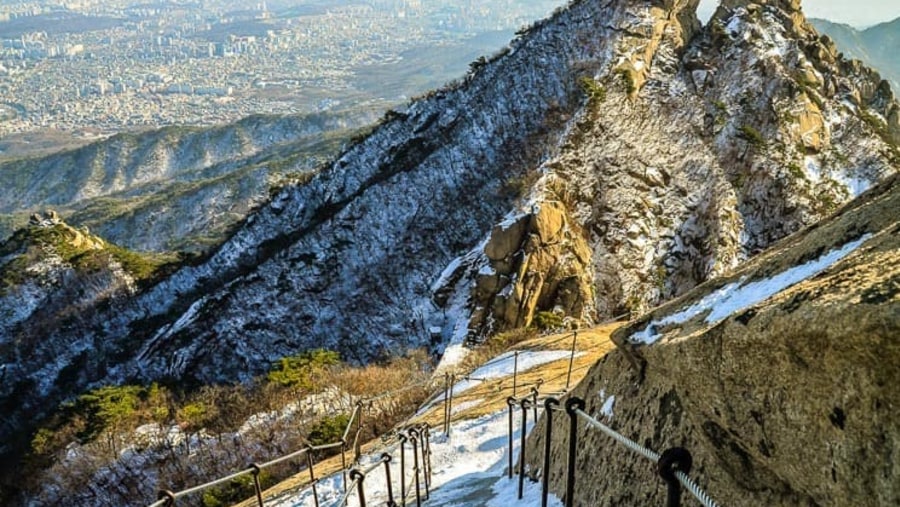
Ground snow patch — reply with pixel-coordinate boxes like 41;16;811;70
598;389;615;419
833;171;872;198
478;264;496;276
452;399;484;415
803;156;822;184
630;235;872;344
425;350;579;414
274;407;563;507
431;256;464;293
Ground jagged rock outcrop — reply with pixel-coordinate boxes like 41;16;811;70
523;173;900;506
439;0;898;337
0;0;898;500
466;200;595;333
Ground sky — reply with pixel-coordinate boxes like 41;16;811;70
697;0;900;28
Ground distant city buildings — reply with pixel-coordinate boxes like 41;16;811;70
0;0;562;144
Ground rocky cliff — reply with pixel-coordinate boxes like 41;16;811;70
443;0;898;338
0;0;898;497
523;172;899;506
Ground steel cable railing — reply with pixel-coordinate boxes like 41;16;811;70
575;409;660;463
145;326;613;507
546;397;722;507
147;378;437;507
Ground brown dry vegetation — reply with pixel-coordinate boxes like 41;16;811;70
23;351;434;507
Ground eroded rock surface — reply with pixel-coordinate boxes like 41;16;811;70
524;174;900;506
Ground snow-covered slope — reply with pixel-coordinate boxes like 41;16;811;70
1;0;898;490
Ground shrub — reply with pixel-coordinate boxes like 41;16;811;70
266;349;341;391
201;470;276;507
615;68;637;95
307;414;351;447
533;311;564;331
71;385;145;443
579;76;606;107
738;125;766;149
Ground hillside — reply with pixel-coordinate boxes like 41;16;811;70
0;212;179;352
1;0;898;502
524;173;900;504
0;109;378;252
811;17;900;93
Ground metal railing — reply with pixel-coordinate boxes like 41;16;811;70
440;329;584;435
146;380;434;507
144;327;604;507
330;423;433;507
525;396;723;507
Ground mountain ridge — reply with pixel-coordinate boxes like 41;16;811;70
0;109;378;252
810;16;900;93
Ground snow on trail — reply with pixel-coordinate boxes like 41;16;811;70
453;350;576;396
273;408;563;507
631;235;871;344
418;349;578;415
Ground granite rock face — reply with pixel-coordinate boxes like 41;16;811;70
442;0;898;338
523;174;900;506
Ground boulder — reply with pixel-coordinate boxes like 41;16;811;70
468;201;595;338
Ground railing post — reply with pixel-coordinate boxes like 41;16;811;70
518;398;531;500
157;490;176;507
513;351;519;397
443;372;451;434
340;438;349;493
566;331;578;390
399;434;407;507
507;396;517;479
422;423;433;485
446;374;455;437
418;427;431;499
410;435;422;507
350;469;367;507
382;453;397;507
306;447;320;507
658;448;693;507
564;397;586;507
355;400;365;463
249;463;264;507
531;386;540;421
542;398;560;507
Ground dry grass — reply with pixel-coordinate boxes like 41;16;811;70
237;324;620;506
416;324;618;426
324;350;431;398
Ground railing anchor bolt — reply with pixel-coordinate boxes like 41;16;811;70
658;447;693;507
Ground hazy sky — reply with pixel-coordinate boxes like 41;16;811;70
697;0;900;28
